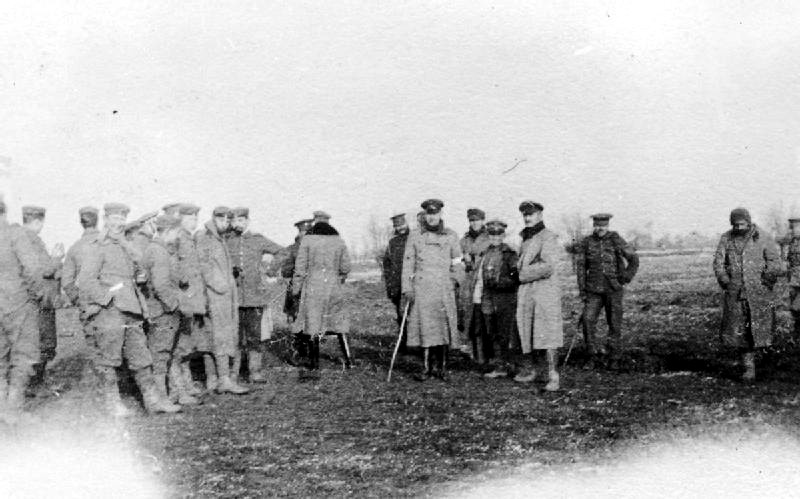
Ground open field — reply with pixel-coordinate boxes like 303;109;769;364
10;252;800;497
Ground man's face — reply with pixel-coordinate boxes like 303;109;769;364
791;223;800;238
425;212;441;226
523;211;542;227
105;214;127;235
232;216;249;233
488;234;504;246
298;226;308;236
394;222;409;234
593;223;609;237
142;220;156;237
732;220;750;233
469;219;484;232
27;218;44;234
163;227;180;245
213;215;230;232
180;214;197;233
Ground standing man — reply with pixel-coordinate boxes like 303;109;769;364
291;213;351;371
402;199;461;381
307;210;331;235
576;213;639;370
459;208;490;360
196;206;249;394
142;214;199;406
783;217;800;338
126;211;158;254
0;200;44;420
78;203;180;415
282;219;313;324
226;207;284;383
62;206;100;308
514;202;563;391
713;207;781;381
21;206;64;386
175;203;214;393
474;220;519;379
382;213;410;353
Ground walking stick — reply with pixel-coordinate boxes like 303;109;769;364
561;312;583;372
386;301;411;383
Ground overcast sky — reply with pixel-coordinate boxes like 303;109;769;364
1;1;799;250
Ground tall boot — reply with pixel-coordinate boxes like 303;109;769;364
5;368;31;422
181;360;202;396
216;355;250;394
231;351;242;383
414;348;432;382
544;349;560;391
29;362;45;388
203;354;218;391
248;350;267;383
309;337;320;371
96;366;132;418
742;351;756;382
513;353;537;383
436;346;449;381
168;362;200;406
134;368;181;414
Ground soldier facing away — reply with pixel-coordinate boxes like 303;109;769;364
382;213;410;353
402;199;461;381
226;207;284;383
576;213;639;370
713;207;782;381
21;205;64;386
282;218;313;363
0;200;45;421
62;206;100;308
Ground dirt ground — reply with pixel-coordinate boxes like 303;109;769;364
12;252;800;498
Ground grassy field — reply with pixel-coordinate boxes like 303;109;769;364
11;252;800;497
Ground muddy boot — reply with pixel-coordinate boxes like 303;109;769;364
231;351;242;384
414;348;432;382
29;362;45;388
216;355;250;395
308;337;321;371
203;354;218;392
742;352;756;382
544;350;560;391
168;363;200;406
435;346;449;381
135;368;181;414
97;366;132;418
248;350;267;383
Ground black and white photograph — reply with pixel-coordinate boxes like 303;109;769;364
1;1;800;497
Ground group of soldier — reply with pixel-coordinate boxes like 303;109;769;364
382;199;639;390
1;195;799;421
0;199;350;420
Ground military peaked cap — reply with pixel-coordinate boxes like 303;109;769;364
789;217;800;224
213;206;231;217
518;201;544;215
135;211;159;225
729;207;751;224
104;202;130;216
22;205;46;218
486;219;507;235
467;208;486;220
390;212;407;224
178;203;200;216
421;199;444;214
79;206;99;217
154;214;182;230
313;210;331;220
294;218;313;229
591;213;613;225
162;202;181;215
231;207;249;218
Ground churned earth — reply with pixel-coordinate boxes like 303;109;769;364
8;252;800;497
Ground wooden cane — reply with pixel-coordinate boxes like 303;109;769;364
561;312;583;373
386;301;411;383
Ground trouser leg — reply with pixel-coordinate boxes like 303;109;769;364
582;293;604;360
605;290;625;360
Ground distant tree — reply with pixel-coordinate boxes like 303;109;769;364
625;222;654;250
364;214;393;267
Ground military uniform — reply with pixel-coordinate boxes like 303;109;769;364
458;208;490;357
576;214;639;363
784;218;800;337
63;224;99;307
0;211;45;414
382;213;410;350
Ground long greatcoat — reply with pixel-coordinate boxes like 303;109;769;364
402;225;461;348
458;229;490;338
226;230;284;307
516;227;564;352
196;221;239;357
713;224;781;348
24;228;62;309
291;225;351;337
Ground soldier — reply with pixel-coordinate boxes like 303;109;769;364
459;208;490;360
402;199;461;381
307;210;331;235
282;218;313;362
226;207;284;383
513;202;564;390
415;211;426;231
142;214;199;406
196;206;249;394
175;203;214;393
78;203;180;415
473;219;519;379
576;213;639;369
291;212;351;371
21;206;64;386
785;217;800;338
0;200;45;420
62;207;100;308
713;207;781;381
382;213;410;353
125;211;158;254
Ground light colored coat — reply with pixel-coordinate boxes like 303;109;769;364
516;228;564;352
458;230;490;337
291;232;351;336
402;226;461;348
196;221;239;356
